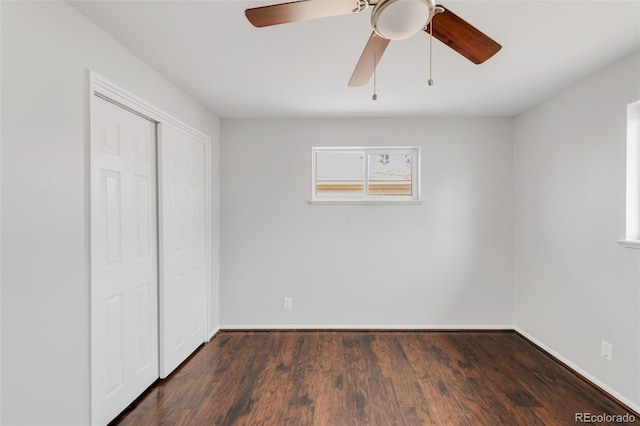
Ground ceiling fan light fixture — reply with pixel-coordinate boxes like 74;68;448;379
371;0;435;41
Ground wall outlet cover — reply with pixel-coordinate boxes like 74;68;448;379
601;340;613;362
283;297;293;310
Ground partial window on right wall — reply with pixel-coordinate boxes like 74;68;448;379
620;100;640;247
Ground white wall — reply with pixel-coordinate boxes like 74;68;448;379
0;2;220;425
514;51;640;409
220;118;514;327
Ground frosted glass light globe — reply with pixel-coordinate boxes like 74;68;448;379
372;0;435;41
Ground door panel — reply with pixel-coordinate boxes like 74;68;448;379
159;124;207;377
91;96;159;425
105;295;124;397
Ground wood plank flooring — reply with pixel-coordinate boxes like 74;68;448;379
111;331;639;425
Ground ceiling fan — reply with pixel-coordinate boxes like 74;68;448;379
245;0;502;87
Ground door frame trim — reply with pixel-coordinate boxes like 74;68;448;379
88;71;212;424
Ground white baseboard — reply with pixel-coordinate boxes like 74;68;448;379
219;324;515;330
515;326;640;414
207;327;220;341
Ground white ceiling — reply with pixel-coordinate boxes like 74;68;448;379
70;0;640;118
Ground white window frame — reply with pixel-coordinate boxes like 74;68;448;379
311;146;421;204
619;100;640;248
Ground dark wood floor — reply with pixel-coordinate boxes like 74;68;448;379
112;331;638;425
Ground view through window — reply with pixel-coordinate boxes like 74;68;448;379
312;147;420;203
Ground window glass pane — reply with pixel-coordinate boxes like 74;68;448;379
316;152;364;198
367;152;412;196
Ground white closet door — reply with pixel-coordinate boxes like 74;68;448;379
90;97;159;425
158;124;207;377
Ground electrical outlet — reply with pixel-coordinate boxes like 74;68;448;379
283;297;293;310
601;340;613;362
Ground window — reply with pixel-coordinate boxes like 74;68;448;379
311;147;420;203
620;100;640;247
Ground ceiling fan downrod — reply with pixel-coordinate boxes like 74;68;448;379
352;0;370;13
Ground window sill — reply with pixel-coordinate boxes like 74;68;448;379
308;200;423;205
617;239;640;249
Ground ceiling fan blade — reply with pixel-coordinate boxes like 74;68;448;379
348;32;391;87
425;6;501;64
245;0;359;27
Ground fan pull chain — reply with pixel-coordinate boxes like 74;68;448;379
372;35;378;101
428;21;434;86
